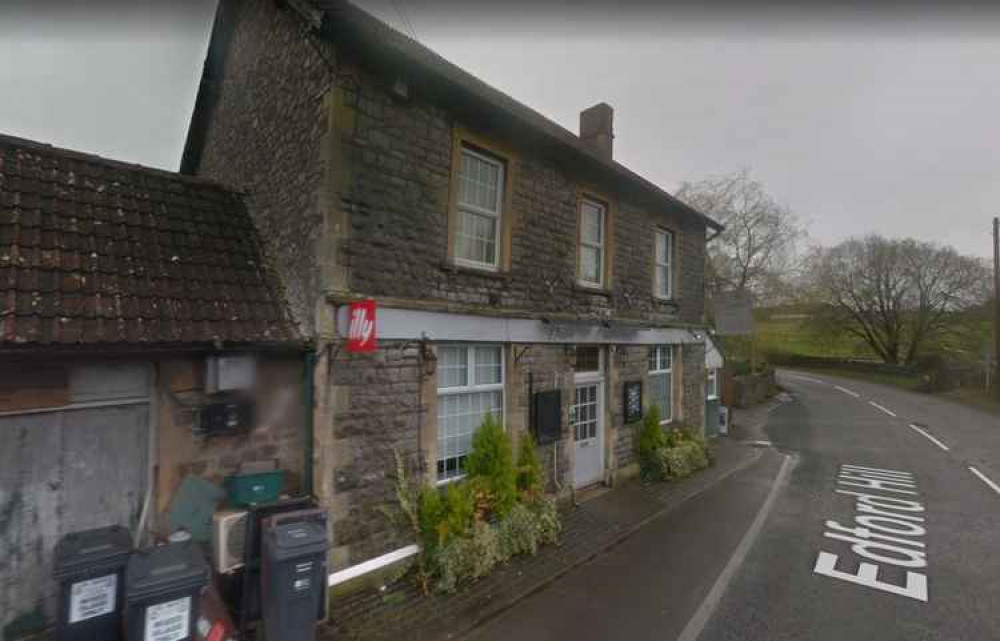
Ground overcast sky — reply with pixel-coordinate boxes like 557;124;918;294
1;1;998;257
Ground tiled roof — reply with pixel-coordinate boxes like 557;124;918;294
0;134;300;348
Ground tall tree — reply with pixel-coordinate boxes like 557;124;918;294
809;235;988;365
676;169;805;302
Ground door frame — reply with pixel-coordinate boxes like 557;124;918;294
572;347;606;489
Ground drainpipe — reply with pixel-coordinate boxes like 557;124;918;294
304;349;316;497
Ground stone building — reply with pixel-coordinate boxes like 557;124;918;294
181;0;722;585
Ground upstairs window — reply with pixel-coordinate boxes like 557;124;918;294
455;148;504;269
655;229;673;299
578;198;606;287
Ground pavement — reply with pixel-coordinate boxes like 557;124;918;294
461;370;1000;641
322;434;762;641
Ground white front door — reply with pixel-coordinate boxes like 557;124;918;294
572;375;605;488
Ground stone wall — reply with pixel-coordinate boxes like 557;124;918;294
508;344;575;494
195;0;332;335
337;63;707;325
324;341;428;569
680;343;707;435
610;345;647;471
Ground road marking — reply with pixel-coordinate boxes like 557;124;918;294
908;424;949;452
835;385;860;398
868;401;897;417
814;464;928;602
785;373;826;384
675;454;794;641
969;467;1000;496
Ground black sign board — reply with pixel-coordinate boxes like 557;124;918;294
533;390;562;445
624;381;642;423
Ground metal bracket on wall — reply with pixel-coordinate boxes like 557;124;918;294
514;345;533;365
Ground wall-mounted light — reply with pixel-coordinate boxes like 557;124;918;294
421;342;437;376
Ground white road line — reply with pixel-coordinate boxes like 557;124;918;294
908;424;950;452
675;454;794;641
969;467;1000;496
835;385;860;398
868;401;897;418
785;373;826;384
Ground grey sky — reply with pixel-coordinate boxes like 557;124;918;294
1;1;997;258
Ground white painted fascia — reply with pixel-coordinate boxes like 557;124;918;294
334;305;705;346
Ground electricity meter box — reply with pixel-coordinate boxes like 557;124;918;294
262;519;329;641
125;541;209;641
53;524;133;641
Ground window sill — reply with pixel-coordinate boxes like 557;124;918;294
435;474;466;487
573;283;612;297
653;296;680;306
441;259;511;281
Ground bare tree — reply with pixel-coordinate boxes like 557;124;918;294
676;169;805;302
809;235;988;365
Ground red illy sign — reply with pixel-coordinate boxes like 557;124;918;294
346;299;377;352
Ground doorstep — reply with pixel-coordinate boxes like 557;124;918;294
319;438;763;641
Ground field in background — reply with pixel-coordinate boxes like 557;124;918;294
756;314;875;360
718;307;998;417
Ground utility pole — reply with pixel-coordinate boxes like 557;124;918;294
994;217;1000;397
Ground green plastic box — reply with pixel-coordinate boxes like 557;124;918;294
225;470;285;506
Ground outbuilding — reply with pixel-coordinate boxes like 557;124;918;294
0;134;303;639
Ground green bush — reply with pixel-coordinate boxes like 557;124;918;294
435;497;562;593
436;520;503;593
498;502;542;557
530;497;562;546
391;421;563;595
466;415;517;518
661;446;692;478
638;405;666;481
516;433;544;500
639;413;714;483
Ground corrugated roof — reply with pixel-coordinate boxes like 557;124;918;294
0;134;300;348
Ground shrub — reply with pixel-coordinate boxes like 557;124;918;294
530;497;562;546
466;415;517;519
498;502;542;557
661;446;692;478
638;405;666;481
516;433;544;500
390;424;564;595
385;449;436;594
436;520;503;593
685;441;710;471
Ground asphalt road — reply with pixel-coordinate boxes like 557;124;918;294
464;370;1000;641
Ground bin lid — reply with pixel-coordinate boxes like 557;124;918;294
53;525;132;579
126;541;209;601
266;521;328;561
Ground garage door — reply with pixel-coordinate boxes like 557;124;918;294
0;362;149;641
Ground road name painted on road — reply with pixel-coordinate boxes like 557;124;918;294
813;463;929;602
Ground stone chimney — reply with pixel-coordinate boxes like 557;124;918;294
579;103;614;160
